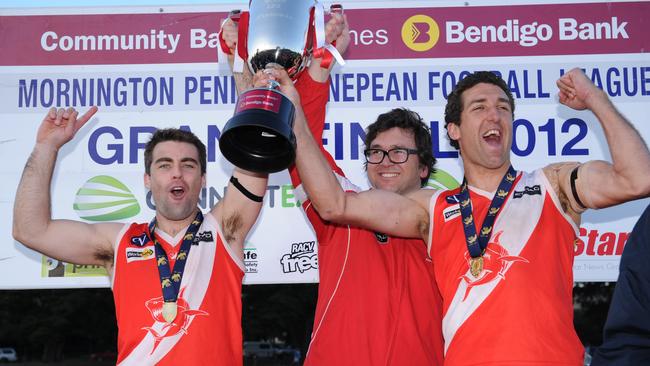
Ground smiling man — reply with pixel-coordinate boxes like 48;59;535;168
292;68;650;365
12;107;267;365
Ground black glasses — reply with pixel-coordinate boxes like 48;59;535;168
363;148;419;164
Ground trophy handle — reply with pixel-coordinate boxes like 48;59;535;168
329;4;343;15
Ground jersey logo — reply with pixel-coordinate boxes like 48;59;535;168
142;288;209;354
446;193;461;204
193;230;214;244
459;231;529;301
513;185;541;199
374;232;389;244
126;246;155;263
130;233;149;247
443;205;461;222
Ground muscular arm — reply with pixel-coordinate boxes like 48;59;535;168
552;68;650;218
12;107;120;269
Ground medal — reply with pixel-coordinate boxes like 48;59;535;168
458;166;517;278
470;256;483;278
162;301;178;323
147;210;204;324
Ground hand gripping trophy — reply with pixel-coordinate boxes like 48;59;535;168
219;0;343;173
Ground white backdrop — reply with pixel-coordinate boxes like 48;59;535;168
1;0;649;288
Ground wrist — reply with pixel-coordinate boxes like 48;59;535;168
34;142;60;155
584;87;609;110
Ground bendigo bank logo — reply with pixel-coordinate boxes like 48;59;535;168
401;14;440;52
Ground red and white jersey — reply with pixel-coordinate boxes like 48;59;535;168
428;169;583;365
290;73;444;366
111;212;244;366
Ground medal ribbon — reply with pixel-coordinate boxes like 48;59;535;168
458;165;517;259
147;210;204;306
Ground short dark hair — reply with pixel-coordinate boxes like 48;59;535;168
444;71;515;150
364;108;435;187
144;128;207;175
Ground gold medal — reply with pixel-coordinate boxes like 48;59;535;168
162;301;178;323
470;257;483;278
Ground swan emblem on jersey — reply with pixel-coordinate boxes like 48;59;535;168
142;288;209;353
459;231;529;301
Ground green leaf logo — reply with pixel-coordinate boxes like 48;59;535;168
427;169;460;190
73;175;140;221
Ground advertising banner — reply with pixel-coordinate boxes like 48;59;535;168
1;0;648;288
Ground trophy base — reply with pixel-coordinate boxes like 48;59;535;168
220;89;296;173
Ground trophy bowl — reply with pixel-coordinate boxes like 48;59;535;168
219;0;315;173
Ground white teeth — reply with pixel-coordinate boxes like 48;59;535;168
483;129;500;138
380;173;398;178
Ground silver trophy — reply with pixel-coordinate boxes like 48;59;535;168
219;0;317;173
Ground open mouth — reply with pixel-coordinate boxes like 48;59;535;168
482;129;502;145
170;186;186;198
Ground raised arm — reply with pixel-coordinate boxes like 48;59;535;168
12;107;122;269
266;69;430;240
548;68;650;218
216;18;268;258
211;168;267;259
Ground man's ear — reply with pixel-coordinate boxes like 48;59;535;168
447;122;461;141
144;173;151;190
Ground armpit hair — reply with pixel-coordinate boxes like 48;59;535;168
222;213;243;244
94;247;114;266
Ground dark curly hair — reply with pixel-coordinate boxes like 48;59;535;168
144;128;207;175
444;71;515;150
364;108;435;187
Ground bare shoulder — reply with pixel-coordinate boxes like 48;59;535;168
407;188;437;210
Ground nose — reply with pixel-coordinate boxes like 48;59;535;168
379;153;394;166
171;164;182;178
486;105;500;122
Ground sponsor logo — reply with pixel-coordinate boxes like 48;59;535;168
443;205;461;222
131;233;149;247
446;17;628;47
513;185;541;199
446;194;461;204
280;241;318;274
244;247;258;274
402;14;440;52
73;175;140;221
374;232;389;244
142;288;209;354
194;231;214;243
42;257;108;278
126;246;155;263
459;231;529;301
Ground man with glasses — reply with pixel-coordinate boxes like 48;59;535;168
224;13;443;364
289;104;444;366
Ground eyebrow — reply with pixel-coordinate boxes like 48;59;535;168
467;97;511;107
369;144;403;149
154;157;199;165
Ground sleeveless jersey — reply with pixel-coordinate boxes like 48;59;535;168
111;212;244;366
428;169;583;365
290;73;444;366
